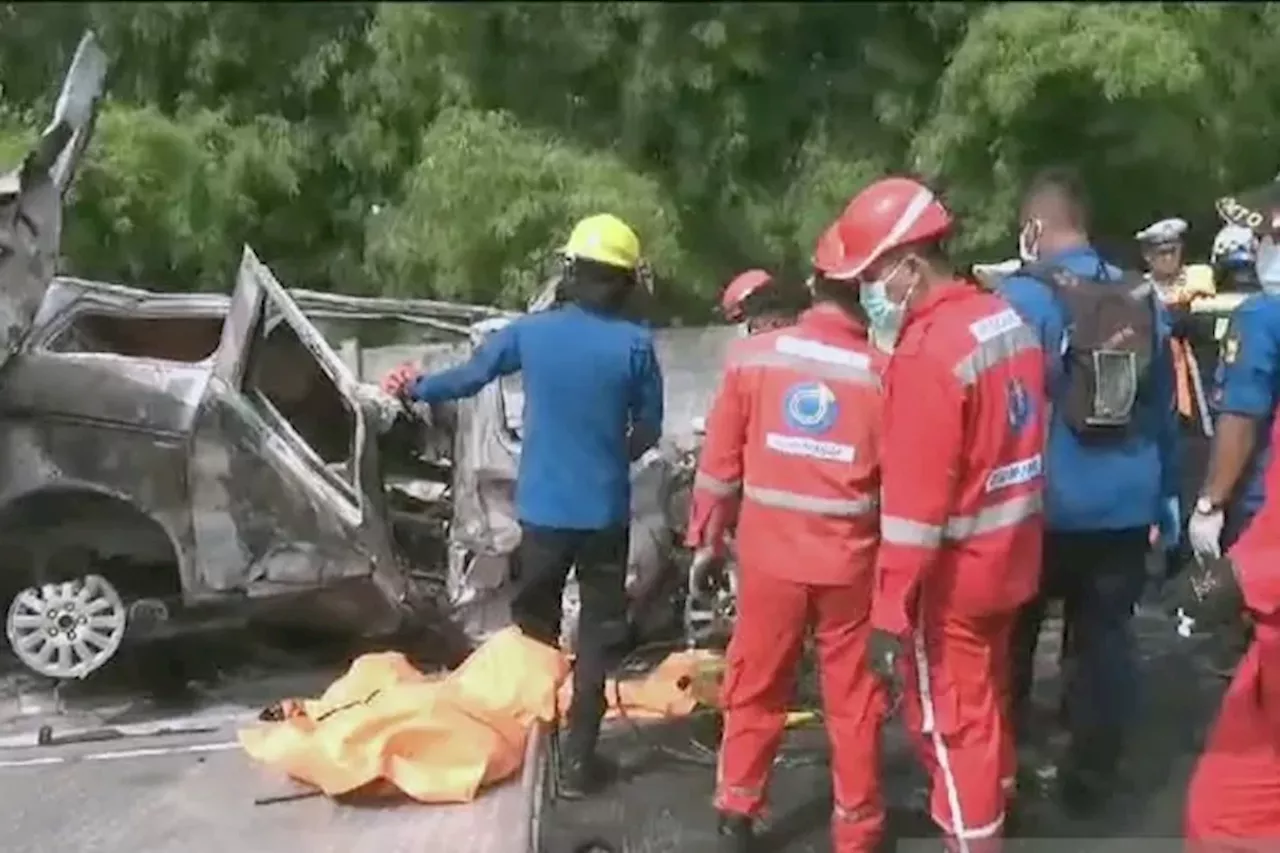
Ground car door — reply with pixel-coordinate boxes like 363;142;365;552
186;247;404;620
0;31;106;372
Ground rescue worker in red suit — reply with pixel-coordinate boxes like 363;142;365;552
686;223;888;853
1168;410;1280;847
825;177;1047;852
721;268;793;336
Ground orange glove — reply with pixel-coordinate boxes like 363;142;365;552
380;361;420;397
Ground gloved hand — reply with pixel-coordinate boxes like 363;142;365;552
1187;505;1225;560
1161;554;1245;633
1157;496;1182;552
380;361;420;398
867;629;905;708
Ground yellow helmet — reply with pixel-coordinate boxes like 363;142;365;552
561;214;642;271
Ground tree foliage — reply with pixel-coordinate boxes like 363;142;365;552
1;2;1277;318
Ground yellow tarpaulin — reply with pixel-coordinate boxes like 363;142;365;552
240;629;723;804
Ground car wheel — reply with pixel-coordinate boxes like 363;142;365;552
5;574;127;679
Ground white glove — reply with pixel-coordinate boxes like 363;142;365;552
1187;507;1225;560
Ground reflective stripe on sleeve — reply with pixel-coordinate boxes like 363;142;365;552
694;472;741;496
743;484;877;517
953;323;1040;386
882;515;944;549
883;492;1041;548
944;492;1042;539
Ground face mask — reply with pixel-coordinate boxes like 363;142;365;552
859;259;911;348
1018;219;1042;264
1257;237;1280;292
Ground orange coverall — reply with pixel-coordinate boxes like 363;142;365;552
875;282;1047;853
687;303;887;852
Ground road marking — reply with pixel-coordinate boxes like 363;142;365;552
0;740;239;768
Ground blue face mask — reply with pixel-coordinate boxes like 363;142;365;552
859;278;905;352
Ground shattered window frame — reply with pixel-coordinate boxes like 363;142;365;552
240;308;363;509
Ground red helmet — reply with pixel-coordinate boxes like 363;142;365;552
720;269;773;322
824;177;953;281
811;221;846;278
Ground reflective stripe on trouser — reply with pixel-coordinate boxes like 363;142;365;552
903;606;1015;853
882;492;1041;550
716;566;885;852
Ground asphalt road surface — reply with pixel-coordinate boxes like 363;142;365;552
0;608;1230;853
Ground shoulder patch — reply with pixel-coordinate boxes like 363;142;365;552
1222;333;1240;365
968;308;1023;343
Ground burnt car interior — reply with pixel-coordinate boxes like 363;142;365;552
45;310;225;362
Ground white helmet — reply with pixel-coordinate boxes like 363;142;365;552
1211;224;1257;266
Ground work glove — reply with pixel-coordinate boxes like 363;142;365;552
380;361;420;398
1156;496;1182;552
1187;505;1226;560
1161;555;1245;634
867;628;906;710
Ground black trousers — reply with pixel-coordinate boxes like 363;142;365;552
509;522;630;762
1010;527;1149;777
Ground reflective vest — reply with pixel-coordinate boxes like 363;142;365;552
874;282;1047;635
686;304;884;587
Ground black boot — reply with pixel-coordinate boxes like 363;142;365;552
1058;730;1120;818
558;752;617;800
716;812;755;853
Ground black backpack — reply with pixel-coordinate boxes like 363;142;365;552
1023;262;1158;441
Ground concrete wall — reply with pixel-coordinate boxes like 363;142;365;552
341;325;739;436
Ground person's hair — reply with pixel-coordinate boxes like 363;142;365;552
738;281;788;320
810;277;868;324
560;257;634;314
1023;166;1090;232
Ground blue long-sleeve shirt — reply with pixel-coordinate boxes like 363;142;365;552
1000;246;1180;532
1211;291;1280;519
409;304;664;530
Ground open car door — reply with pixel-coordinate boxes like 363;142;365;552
0;31;106;373
187;248;405;632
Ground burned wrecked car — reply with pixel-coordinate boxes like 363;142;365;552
0;249;500;679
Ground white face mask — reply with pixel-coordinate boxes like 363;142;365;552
1257;237;1280;292
1018;219;1042;264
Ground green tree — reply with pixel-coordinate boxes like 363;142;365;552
364;107;696;313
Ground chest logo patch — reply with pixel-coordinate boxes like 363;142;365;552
1007;378;1033;433
783;381;839;435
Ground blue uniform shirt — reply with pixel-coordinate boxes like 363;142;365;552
1211;291;1280;519
409;304;665;530
1000;247;1180;532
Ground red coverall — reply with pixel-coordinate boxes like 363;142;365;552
874;281;1046;853
1185;416;1280;848
687;303;887;852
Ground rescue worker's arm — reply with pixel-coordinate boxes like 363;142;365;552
1151;309;1182;506
873;353;965;636
1200;309;1277;504
685;358;747;555
627;336;665;462
407;324;521;403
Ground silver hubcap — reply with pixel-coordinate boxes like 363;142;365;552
6;574;126;679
